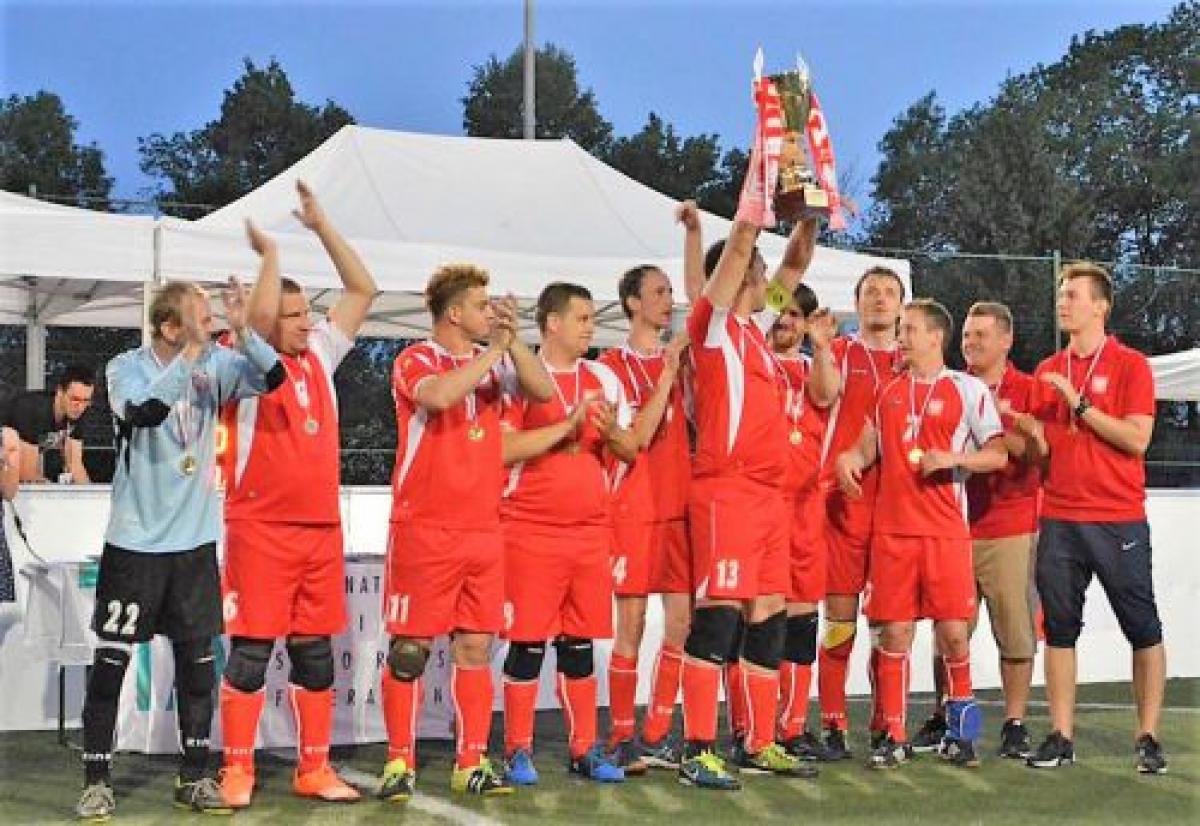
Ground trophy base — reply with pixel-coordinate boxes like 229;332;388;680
775;186;830;223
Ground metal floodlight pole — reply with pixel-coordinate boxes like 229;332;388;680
523;0;536;139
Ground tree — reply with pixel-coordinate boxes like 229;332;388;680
462;44;613;153
0;91;113;210
139;58;353;215
604;113;721;201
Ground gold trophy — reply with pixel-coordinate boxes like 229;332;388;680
768;62;829;222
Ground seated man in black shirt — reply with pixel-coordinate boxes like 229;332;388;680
2;364;95;483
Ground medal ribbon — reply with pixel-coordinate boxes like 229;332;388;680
906;369;947;445
1065;336;1108;410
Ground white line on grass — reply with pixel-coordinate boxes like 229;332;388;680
638;783;688;813
929;764;995;794
338;766;505;826
835;770;878;796
844;696;1199;713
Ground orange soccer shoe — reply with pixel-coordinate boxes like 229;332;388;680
293;764;362;802
218;764;255;809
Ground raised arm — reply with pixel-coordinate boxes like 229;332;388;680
770;216;819;295
704;221;761;309
676;201;705;304
214;277;285;402
293;180;378;339
1;427;18;499
805;308;839;408
244;219;281;338
629;334;686;448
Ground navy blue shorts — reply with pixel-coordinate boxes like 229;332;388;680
1036;519;1162;650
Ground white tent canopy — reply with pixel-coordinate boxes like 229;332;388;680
1149;348;1200;401
2;126;911;344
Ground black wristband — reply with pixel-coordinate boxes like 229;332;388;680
1073;397;1091;418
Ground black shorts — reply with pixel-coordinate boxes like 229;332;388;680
1035;518;1162;650
91;542;223;643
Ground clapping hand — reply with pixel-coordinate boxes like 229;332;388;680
292;180;328;233
675;200;701;232
489;294;519;351
245;219;276;257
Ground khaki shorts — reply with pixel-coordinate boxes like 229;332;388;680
972;533;1038;660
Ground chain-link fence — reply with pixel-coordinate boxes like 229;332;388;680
3;250;1197;487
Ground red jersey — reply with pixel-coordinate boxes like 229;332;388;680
687;296;787;486
966;363;1041;539
599;344;690;523
221;319;352;524
389;341;518;528
1030;336;1155;522
873;370;1003;539
819;336;903;530
501;360;631;529
777;354;829;495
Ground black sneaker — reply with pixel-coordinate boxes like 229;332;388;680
911;712;947;754
607;739;649;776
1026;731;1075;769
821;727;852;761
868;734;912;770
998;718;1032;759
1135;733;1167;775
633;734;683;769
942;736;980;768
869;729;887;751
780;730;828;761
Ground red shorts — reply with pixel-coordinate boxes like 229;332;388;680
824;486;870;596
222;520;346;638
384;522;505;638
688;477;786;601
863;534;977;622
787;490;826;604
504;523;613;642
611;518;691;596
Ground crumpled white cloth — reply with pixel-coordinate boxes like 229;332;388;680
21;561;94;665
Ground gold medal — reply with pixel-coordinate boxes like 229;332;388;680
789;429;803;446
180;454;198;476
304;417;320;436
907;447;924;469
467;424;486;442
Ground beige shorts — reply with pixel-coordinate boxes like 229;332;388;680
972;533;1038;660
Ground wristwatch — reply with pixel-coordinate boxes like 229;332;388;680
1073;396;1092;418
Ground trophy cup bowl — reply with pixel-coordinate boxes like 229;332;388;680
769;70;830;222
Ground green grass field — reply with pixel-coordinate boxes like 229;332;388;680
2;680;1196;825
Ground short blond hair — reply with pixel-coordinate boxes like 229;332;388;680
149;281;205;340
425;264;490;319
1060;261;1114;312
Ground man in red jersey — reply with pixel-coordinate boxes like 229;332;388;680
767;283;837;760
497;282;639;785
1016;263;1166;774
598;261;692;773
218;181;377;807
675;207;821;791
911;301;1042;759
836;299;1007;769
378;264;553;800
812;266;905;760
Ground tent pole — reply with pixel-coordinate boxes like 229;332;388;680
25;284;46;390
144;222;163;347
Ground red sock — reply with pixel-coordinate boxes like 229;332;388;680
868;645;884;733
818;632;855;731
724;661;748;738
381;671;420;763
642;644;683;744
452;665;493;769
681;658;721;744
503;678;538;756
290;685;333;774
556;673;598;759
745;666;780;753
943;656;973;702
607;653;638;746
778;662;813;740
220;681;264;771
876;649;909;742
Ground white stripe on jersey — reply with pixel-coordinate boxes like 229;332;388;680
234;395;258;488
394;406;429;492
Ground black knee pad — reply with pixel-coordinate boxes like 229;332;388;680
784;612;819;665
173;638;217;698
743;611;786;670
287;637;335;691
684;605;742;666
88;646;132;701
554;637;594;679
224;637;273;693
387;637;431;682
503;642;546;681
